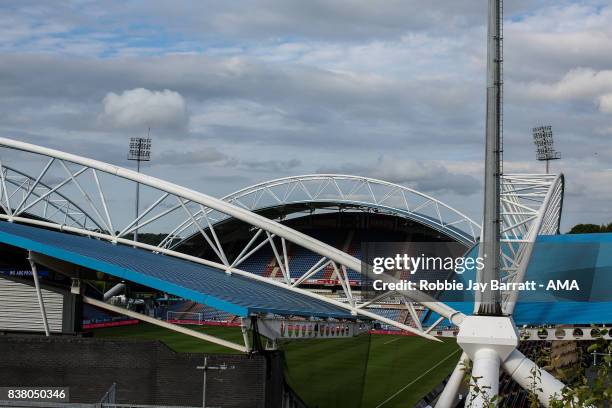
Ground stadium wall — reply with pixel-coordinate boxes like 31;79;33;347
0;335;285;407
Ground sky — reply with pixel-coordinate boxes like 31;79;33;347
0;0;611;232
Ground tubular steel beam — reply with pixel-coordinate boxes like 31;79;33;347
0;138;361;274
0;137;462;336
82;296;247;353
28;253;50;337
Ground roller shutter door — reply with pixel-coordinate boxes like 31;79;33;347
0;277;63;332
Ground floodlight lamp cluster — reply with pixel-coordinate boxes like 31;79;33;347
128;137;152;161
532;126;561;161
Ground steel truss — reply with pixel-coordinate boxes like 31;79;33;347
520;326;611;341
499;174;564;313
425;325;609;342
0;138;570;406
435;173;566;408
0;137;463;340
0;164;100;230
0;155;480;334
159;174;480;249
0;140;564;329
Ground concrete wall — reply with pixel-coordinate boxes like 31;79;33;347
0;335;277;407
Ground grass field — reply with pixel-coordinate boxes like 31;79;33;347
92;323;459;408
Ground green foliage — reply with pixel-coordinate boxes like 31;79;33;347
465;375;500;408
544;332;612;407
568;223;612;234
527;363;544;408
461;359;501;407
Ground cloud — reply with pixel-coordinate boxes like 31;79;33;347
372;158;481;196
240;158;301;172
511;69;612;103
99;88;188;130
598;93;612;114
156;147;300;173
157;148;229;165
319;156;481;196
0;1;611;229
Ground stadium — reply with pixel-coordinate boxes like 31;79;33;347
1;1;612;408
0;136;610;408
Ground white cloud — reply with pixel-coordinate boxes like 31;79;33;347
511;68;612;102
598;93;612;114
319;157;481;196
371;157;481;196
99;88;187;130
1;1;611;228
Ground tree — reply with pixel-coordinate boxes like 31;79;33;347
547;333;612;407
567;224;608;234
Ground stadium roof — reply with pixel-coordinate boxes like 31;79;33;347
208;202;475;244
0;221;355;320
427;233;612;326
214;175;481;245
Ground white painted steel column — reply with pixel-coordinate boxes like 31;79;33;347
502;348;564;407
103;282;125;301
28;254;50;336
457;316;518;408
240;318;251;352
468;348;499;406
434;352;469;408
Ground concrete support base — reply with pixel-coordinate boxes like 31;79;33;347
456;316;518;407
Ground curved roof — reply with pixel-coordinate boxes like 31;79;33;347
165;175;481;248
0;137;457;336
224;175;481;244
0;221;355;319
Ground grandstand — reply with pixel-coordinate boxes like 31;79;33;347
79;210;442;345
82;304;130;327
169;211;463;331
0;137;480;407
165;300;238;324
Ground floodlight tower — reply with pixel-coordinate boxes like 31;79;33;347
454;1;517;406
127;134;152;242
532;125;561;173
430;3;568;403
478;0;503;317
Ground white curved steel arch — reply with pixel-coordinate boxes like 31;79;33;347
499;173;564;312
0;164;101;230
0;139;564;331
436;173;566;408
0;137;461;339
0;138;570;405
422;173;565;326
0;138;357;268
159;174;481;250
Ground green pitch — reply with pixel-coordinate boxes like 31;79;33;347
93;323;459;407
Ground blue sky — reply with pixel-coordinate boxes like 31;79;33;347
0;0;611;230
